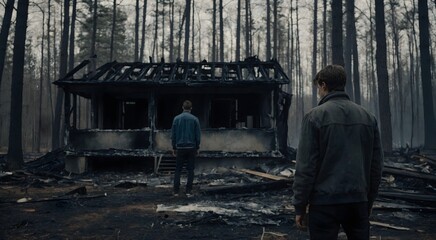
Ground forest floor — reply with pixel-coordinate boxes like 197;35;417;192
0;152;435;240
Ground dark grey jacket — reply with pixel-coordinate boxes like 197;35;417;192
171;111;201;150
292;91;383;215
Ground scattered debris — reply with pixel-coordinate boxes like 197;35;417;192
383;166;436;182
114;180;147;189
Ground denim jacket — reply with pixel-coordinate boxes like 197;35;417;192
292;91;383;215
171;111;201;150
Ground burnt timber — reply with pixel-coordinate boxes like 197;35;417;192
53;57;291;173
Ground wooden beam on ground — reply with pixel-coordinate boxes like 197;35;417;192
235;169;290;181
370;221;411;231
411;154;436;166
373;201;436;212
379;191;436;206
200;180;291;195
383;166;436;182
0;193;108;205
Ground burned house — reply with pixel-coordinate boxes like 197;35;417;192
54;57;291;174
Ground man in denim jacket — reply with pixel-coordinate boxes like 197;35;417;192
171;100;201;196
292;65;383;240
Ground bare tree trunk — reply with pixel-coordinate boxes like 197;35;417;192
212;0;216;61
191;0;195;61
184;0;191;61
375;0;393;153
7;0;29;170
140;0;148;62
91;0;97;71
322;0;327;67
161;0;165;60
47;0;54;129
69;0;77;71
219;0;224;61
331;0;344;66
197;8;201;60
389;0;403;146
296;1;303;118
177;6;186;61
287;17;291;94
273;0;277;59
245;0;250;58
351;3;361;105
369;0;378;119
35;3;45;152
418;0;436;149
236;0;241;61
266;0;271;60
290;0;294;85
168;1;174;62
110;0;116;61
69;0;77;136
312;0;318;108
152;0;158;61
407;29;415;146
52;0;70;149
135;0;140;61
344;0;354;100
0;0;15;91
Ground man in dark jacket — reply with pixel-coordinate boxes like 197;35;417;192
292;65;383;240
171;100;201;197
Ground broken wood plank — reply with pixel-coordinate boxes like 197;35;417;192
378;191;436;206
373;201;436;212
0;193;108;205
236;169;290;181
383;166;436;182
370;221;411;231
200;180;290;195
411;154;436;166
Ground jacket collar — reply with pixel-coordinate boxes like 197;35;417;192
318;91;350;106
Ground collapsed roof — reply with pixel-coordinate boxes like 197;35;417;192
54;57;290;88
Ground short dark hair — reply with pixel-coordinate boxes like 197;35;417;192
313;65;346;91
182;100;192;110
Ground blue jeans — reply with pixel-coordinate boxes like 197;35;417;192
173;149;196;194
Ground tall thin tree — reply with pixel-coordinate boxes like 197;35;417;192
375;0;393;153
7;0;30;170
219;0;224;61
184;0;191;61
418;0;436;149
0;0;15;90
322;0;327;67
140;0;148;62
52;0;70;149
331;0;344;66
273;0;278;59
135;0;140;61
344;0;354;99
236;0;241;61
266;0;271;60
245;0;250;58
350;0;361;105
110;0;117;61
168;1;174;62
312;0;318;108
212;0;216;61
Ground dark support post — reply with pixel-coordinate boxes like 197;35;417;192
64;90;71;146
72;94;77;129
148;92;156;151
91;94;98;129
